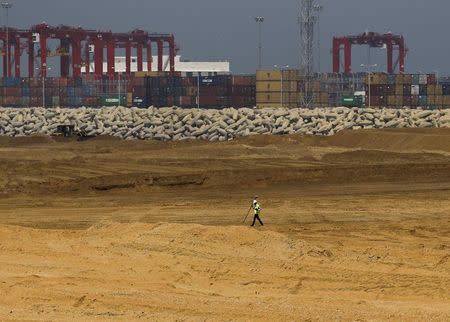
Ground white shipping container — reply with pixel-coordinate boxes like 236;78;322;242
411;85;420;95
419;74;427;85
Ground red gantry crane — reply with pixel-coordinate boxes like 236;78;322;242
333;31;407;74
0;23;177;79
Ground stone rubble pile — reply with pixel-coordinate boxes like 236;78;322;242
0;106;449;140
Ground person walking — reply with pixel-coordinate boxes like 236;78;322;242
251;196;264;227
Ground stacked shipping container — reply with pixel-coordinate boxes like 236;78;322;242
257;71;366;108
299;73;366;107
126;74;255;108
197;76;231;108
0;72;449;109
0;76;129;108
370;73;439;108
0;74;256;109
256;70;299;108
231;76;256;107
256;71;446;109
127;74;256;108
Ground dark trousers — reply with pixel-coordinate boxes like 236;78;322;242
251;213;264;226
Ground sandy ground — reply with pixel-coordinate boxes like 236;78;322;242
0;128;449;321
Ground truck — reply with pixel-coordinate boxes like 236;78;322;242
341;91;366;108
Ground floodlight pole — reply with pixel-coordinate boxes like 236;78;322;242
255;16;264;69
2;2;13;78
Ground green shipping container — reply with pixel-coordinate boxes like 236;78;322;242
412;74;420;85
342;95;363;107
101;96;127;106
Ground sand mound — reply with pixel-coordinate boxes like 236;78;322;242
0;221;449;321
83;222;307;261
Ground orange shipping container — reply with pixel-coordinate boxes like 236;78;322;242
256;70;282;81
256;81;297;92
179;96;194;106
443;96;450;107
403;74;413;84
290;92;299;103
256;92;293;104
186;87;197;96
256;103;279;109
4;87;21;96
281;70;299;81
59;77;68;87
232;76;256;86
367;73;388;85
427;84;436;95
395;74;404;84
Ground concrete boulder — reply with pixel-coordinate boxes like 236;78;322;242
0;106;448;141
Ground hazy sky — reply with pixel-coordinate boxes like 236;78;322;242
7;0;448;74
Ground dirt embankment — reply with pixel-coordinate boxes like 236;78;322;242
1;128;450;196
